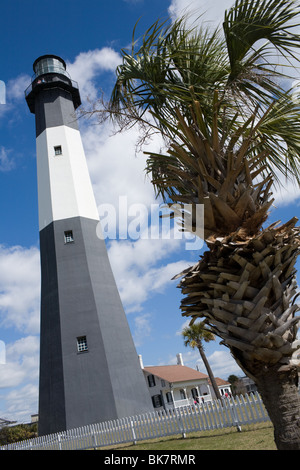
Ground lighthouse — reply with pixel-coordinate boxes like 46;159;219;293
25;55;152;436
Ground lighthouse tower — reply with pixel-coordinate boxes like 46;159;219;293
25;55;151;436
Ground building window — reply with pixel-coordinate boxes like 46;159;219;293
161;379;166;387
151;394;162;408
54;145;62;155
147;374;156;387
180;389;186;399
77;336;88;353
166;392;173;403
64;230;74;243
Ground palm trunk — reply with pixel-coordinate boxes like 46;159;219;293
175;218;300;449
197;345;222;400
229;347;300;449
253;365;300;450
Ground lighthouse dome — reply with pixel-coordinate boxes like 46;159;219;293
33;55;69;79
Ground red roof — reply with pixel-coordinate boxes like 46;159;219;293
143;365;208;383
208;377;230;386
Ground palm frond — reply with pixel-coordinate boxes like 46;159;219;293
106;0;300;208
109;16;228;138
253;90;300;185
224;0;300;80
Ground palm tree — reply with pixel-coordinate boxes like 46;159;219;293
182;321;222;400
92;0;300;450
227;374;240;396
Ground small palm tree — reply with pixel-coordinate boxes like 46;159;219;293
182;321;222;400
89;0;300;450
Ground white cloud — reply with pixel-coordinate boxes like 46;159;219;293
7;335;39;361
107;237;189;312
207;350;243;378
7;74;31;101
0;336;39;422
81;120;159;210
178;348;243;379
2;384;38;424
0;245;40;334
272;180;300;207
0;336;39;388
0;74;31;120
0;362;26;390
67;48;121;103
168;0;233;26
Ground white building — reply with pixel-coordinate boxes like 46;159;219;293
139;354;231;410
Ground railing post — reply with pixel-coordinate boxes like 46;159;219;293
130;419;137;445
231;398;242;432
175;409;186;439
91;425;98;450
57;433;62;450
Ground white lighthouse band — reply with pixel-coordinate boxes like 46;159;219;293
36;125;100;231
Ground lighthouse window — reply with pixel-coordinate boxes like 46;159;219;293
77;336;88;353
64;230;74;243
54;145;62;156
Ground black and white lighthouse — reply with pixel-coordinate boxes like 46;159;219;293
25;55;152;436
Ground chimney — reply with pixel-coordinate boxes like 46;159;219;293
176;353;184;365
138;354;144;369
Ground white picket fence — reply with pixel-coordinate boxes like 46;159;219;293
0;392;270;450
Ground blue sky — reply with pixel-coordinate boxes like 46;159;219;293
0;0;300;424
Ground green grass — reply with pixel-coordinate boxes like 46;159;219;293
104;423;276;451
